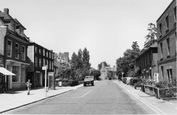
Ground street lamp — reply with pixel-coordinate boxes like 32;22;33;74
122;72;124;80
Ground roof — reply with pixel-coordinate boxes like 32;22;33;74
7;29;30;44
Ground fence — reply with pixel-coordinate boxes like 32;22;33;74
144;85;177;100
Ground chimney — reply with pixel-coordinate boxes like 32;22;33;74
4;8;9;14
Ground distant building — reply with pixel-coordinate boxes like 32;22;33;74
0;8;30;91
27;42;54;88
156;0;176;83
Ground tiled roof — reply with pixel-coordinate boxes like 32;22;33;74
7;29;30;43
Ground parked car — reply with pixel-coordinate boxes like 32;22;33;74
125;77;133;85
83;76;94;86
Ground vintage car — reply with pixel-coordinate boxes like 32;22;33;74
83;76;94;86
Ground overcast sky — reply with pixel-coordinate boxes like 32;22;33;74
0;0;172;69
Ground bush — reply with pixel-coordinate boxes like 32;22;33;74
122;77;127;84
155;81;167;88
68;79;78;86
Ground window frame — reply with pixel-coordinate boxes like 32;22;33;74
7;39;12;58
21;45;26;61
15;43;20;59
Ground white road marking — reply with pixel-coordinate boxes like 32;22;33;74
113;81;167;115
80;90;92;98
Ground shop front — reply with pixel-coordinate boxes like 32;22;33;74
6;59;29;90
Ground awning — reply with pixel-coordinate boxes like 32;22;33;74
0;67;16;76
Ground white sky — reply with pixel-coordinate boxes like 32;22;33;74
0;0;173;69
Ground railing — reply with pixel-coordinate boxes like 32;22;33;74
144;85;177;100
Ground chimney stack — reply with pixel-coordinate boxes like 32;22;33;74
4;8;9;14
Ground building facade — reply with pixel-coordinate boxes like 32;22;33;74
27;42;54;88
135;42;158;82
156;0;176;83
0;8;30;91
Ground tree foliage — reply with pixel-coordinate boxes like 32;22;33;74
116;41;140;78
70;47;91;82
98;61;108;70
144;23;157;48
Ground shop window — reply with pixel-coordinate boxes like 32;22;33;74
12;66;20;82
7;40;12;57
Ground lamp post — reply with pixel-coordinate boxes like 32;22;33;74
122;72;124;81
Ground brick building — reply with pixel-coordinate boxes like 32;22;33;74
0;8;30;91
27;42;54;88
156;0;176;83
135;42;158;82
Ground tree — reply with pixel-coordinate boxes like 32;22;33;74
98;61;108;70
90;69;101;80
82;48;91;69
144;23;157;48
116;41;140;77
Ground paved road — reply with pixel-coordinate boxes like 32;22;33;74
5;80;156;114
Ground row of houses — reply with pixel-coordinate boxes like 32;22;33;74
135;0;176;84
0;8;64;93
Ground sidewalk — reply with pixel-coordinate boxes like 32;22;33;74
113;80;177;114
0;84;83;114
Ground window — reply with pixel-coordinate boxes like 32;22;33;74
159;23;162;35
21;46;25;61
51;62;53;70
167;69;172;83
161;66;164;80
43;49;45;56
35;46;37;53
160;42;163;59
12;66;20;82
165;16;169;30
174;7;176;21
49;61;51;69
49;52;51;58
7;40;12;57
15;43;19;59
39;47;41;55
43;58;45;66
35;57;38;67
166;38;170;56
46;60;48;68
39;58;41;67
46;51;48;57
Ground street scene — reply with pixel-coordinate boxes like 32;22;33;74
0;0;177;114
2;80;177;114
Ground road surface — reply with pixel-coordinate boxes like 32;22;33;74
5;80;156;114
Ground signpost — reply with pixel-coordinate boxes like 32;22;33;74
42;65;48;97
